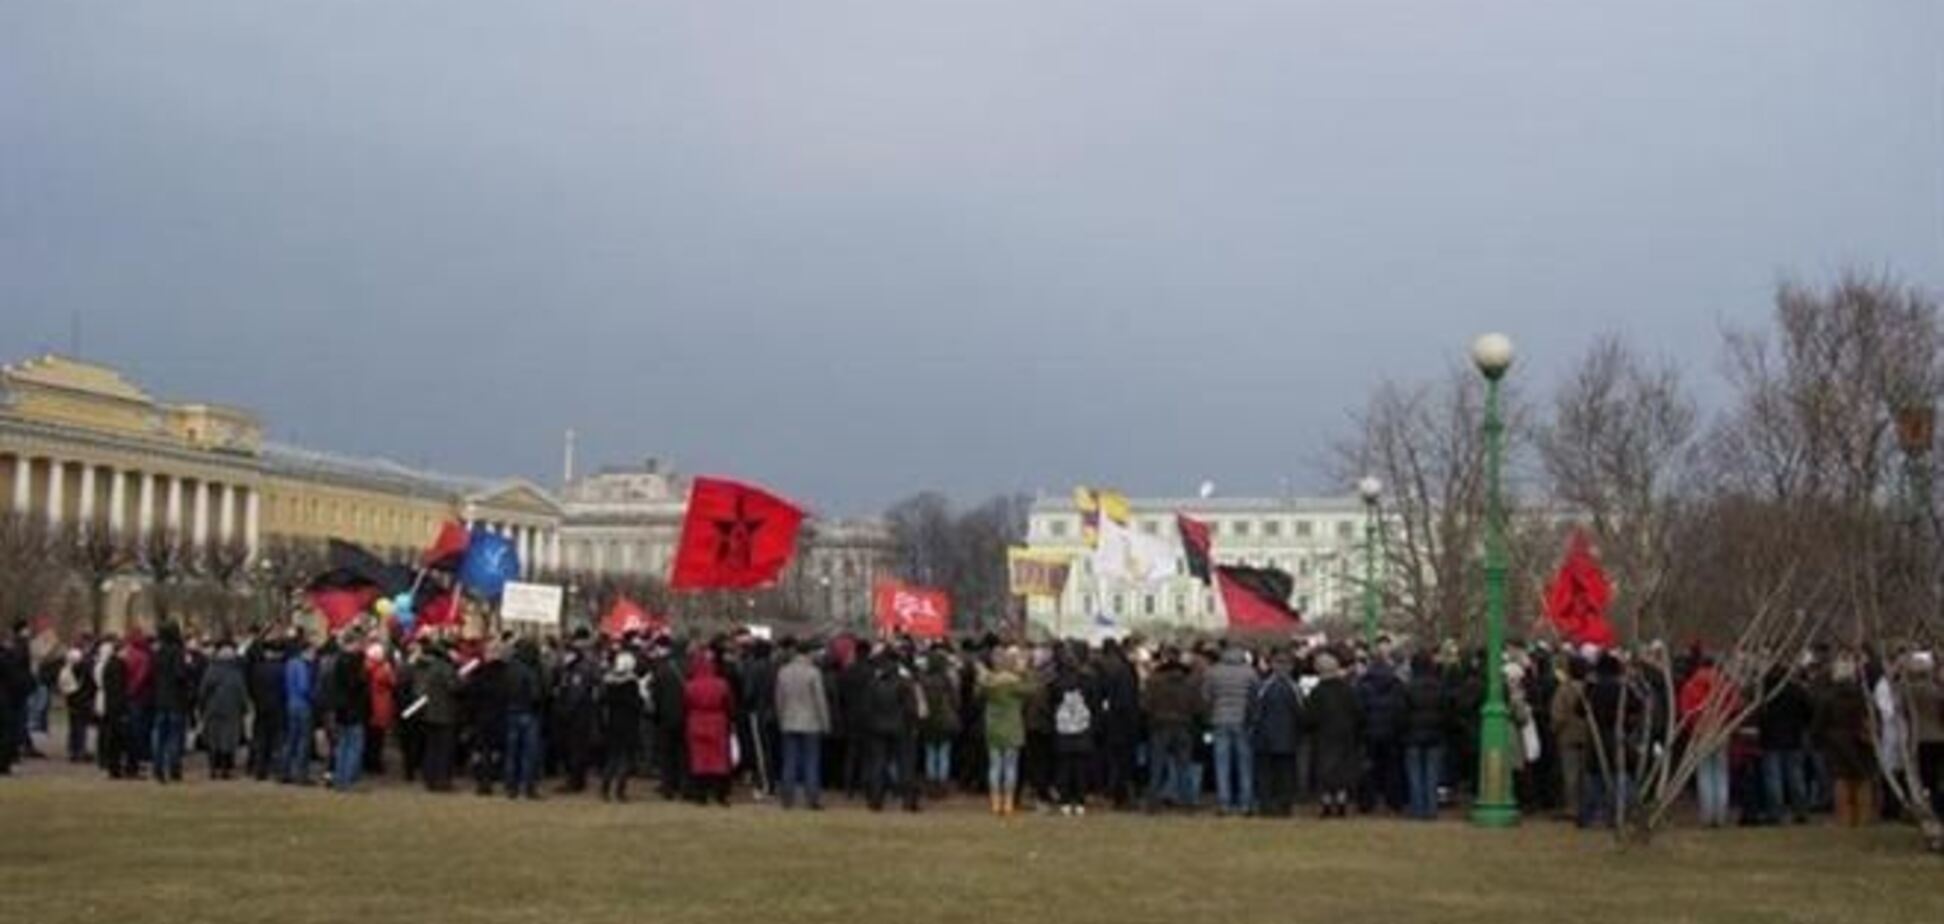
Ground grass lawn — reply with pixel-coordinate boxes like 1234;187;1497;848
2;771;1940;924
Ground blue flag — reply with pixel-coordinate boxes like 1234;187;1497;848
458;528;521;601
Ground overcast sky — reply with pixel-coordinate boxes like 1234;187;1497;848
4;2;1939;514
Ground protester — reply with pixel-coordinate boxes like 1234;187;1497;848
1142;647;1202;812
1251;649;1304;818
197;640;249;780
1203;645;1257;816
1047;644;1096;816
1816;657;1876;828
1306;652;1362;818
415;640;459;793
775;639;830;810
1402;651;1450;821
1677;655;1741;828
978;647;1030;816
918;649;960;798
502;638;544;801
684;647;736;806
57;645;93;763
599;650;646;802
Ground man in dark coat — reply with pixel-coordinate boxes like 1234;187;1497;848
0;625;27;776
1758;669;1815;824
1355;655;1408;813
247;639;287;782
552;633;602;794
1305;652;1363;818
600;650;646;802
839;651;876;799
329;640;370;792
1047;645;1099;815
1251;650;1305;817
149;623;191;784
647;642;688;801
1094;640;1142;809
1142;649;1203;811
1401;652;1451;820
415;641;460;793
862;648;923;813
502;638;545;800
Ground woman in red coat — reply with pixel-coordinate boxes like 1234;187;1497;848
364;645;397;776
684;649;736;805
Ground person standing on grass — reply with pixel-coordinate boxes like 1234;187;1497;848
600;649;647;803
1048;643;1098;817
684;646;736;806
1306;652;1363;818
978;647;1030;817
1203;645;1258;816
553;630;602;796
1550;656;1591;823
502;637;545;801
1141;647;1202;813
414;640;459;793
149;622;191;785
1814;656;1876;828
648;641;688;801
330;633;371;793
918;648;961;799
247;639;286;782
1094;639;1142;810
775;638;831;810
363;644;396;777
95;638;128;778
281;636;315;785
1678;654;1741;828
1757;667;1815;825
1251;648;1305;818
58;644;94;764
0;625;25;777
1899;652;1944;819
197;640;248;780
1401;651;1450;821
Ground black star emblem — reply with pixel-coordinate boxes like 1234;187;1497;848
713;493;764;571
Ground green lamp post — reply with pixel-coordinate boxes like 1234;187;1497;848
1358;475;1383;647
1470;332;1520;828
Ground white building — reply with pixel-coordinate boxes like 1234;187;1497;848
1023;494;1372;636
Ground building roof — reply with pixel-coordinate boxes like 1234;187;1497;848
1031;494;1364;515
260;441;499;500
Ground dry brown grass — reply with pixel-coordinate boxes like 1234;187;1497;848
2;773;1940;924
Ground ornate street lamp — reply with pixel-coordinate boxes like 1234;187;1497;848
1357;475;1383;647
1470;332;1520;828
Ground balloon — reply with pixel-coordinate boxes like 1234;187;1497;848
396;609;417;634
374;598;395;618
391;593;415;618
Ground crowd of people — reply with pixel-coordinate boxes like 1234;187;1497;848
2;617;1941;831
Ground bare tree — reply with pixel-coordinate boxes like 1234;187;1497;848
885;492;1030;632
58;522;137;636
0;513;64;630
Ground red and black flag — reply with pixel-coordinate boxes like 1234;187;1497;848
421;519;471;570
1177;513;1214;584
669;476;807;590
1217;564;1302;631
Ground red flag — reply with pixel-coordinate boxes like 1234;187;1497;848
307;587;380;633
416;590;463;630
1177;514;1214;585
1544;530;1617;647
669;477;807;590
422;519;471;569
873;579;951;639
1217;565;1301;632
601;595;667;637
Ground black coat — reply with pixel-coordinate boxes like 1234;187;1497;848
152;638;190;714
864;662;920;738
601;675;645;753
649;659;687;730
249;653;286;720
1095;654;1142;748
333;655;370;726
1250;673;1304;755
1306;676;1363;791
1047;669;1098;755
1355;665;1407;745
1403;672;1451;748
1759;680;1815;751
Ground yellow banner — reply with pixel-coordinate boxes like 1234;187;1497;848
1008;547;1074;598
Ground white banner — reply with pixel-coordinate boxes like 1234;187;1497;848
500;581;563;625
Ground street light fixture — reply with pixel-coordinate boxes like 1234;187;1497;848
1357;476;1382;647
1470;332;1519;828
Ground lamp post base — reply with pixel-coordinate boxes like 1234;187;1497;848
1471;704;1522;829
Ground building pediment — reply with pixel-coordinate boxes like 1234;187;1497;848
466;480;563;518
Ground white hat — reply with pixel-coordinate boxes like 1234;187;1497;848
366;643;385;661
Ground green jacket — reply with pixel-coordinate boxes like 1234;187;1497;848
980;670;1029;751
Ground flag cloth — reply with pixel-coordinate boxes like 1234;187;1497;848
602;595;667;637
1092;514;1178;587
415;590;462;631
307;586;380;633
873;579;951;639
422;519;471;569
1177;513;1214;584
1073;486;1132;548
1544;530;1618;647
1007;547;1074;597
669;476;806;590
458;528;521;602
326;539;415;597
1217;565;1302;632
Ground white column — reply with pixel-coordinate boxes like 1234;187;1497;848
138;472;156;538
244;488;261;562
10;456;29;513
219;483;236;544
165;476;183;534
108;467;126;535
77;463;96;528
45;458;64;526
192;479;210;548
547;531;560;571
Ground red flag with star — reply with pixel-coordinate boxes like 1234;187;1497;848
669;477;807;590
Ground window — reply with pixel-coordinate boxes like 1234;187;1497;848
1140;519;1159;535
1298;557;1312;577
1049;519;1069;538
1173;595;1186;615
1143;595;1156;616
1295;519;1313;538
1336;520;1354;539
1263;519;1282;538
1234;520;1252;537
1111;594;1125;614
1298;595;1312;612
1083;594;1096;613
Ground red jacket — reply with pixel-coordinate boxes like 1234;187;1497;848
367;657;396;731
1678;666;1741;735
684;656;735;777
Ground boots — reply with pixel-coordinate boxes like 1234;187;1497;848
990;792;1003;815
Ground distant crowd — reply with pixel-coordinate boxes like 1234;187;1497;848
1;618;1940;830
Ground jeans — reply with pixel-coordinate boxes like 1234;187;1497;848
1211;726;1254;812
781;732;824;807
29;684;50;733
1581;770;1632;828
505;711;541;796
988;746;1020;797
924;740;952;784
1404;744;1444;820
1763;749;1809;821
332;722;365;791
1147;728;1196;807
66;707;91;760
151;710;186;780
282;709;312;782
1695;748;1731;826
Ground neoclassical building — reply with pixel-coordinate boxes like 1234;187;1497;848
557;459;897;628
0;355;564;628
1022;493;1370;636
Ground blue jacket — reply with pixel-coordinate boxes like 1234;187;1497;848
284;657;314;713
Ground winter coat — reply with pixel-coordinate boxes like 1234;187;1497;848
416;654;458;726
1094;653;1142;748
601;672;645;754
1202;649;1257;728
1758;679;1814;751
249;653;285;721
1250;672;1304;756
1402;671;1450;749
839;658;876;738
863;661;921;738
367;657;397;731
283;657;314;714
683;657;735;777
1048;668;1098;755
919;668;962;741
775;656;832;735
649;659;687;730
1306;675;1363;791
1677;666;1742;738
501;653;543;716
1814;683;1875;781
333;655;371;727
1905;675;1944;745
1551;678;1589;751
979;669;1029;752
99;654;129;720
1356;663;1408;745
152;637;190;714
197;655;249;754
123;637;153;707
1143;663;1204;733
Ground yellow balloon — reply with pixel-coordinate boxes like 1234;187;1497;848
374;598;395;617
